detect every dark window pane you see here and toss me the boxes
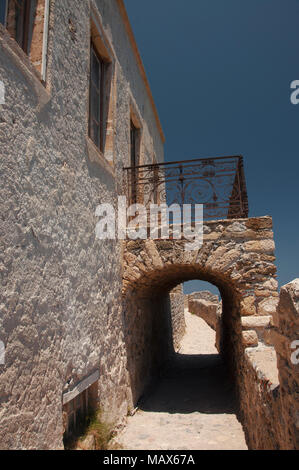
[27,0,37,54]
[90,83,100,122]
[68,412,74,434]
[91,49,100,89]
[8,0,34,54]
[90,119,100,148]
[130,121,138,203]
[83,390,87,414]
[130,121,137,167]
[15,0,25,46]
[0,0,7,25]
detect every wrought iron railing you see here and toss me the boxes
[124,155,249,221]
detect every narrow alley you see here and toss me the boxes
[117,310,248,450]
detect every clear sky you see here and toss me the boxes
[124,0,299,294]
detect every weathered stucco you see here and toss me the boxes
[0,0,164,450]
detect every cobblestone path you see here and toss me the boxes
[117,310,248,450]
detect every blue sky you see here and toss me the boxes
[124,0,299,294]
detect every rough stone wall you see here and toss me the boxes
[0,0,164,449]
[122,285,185,409]
[122,293,172,409]
[239,280,299,449]
[239,345,283,449]
[187,290,219,303]
[169,284,186,352]
[272,279,299,448]
[122,285,186,410]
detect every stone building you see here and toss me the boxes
[0,0,165,449]
[0,0,298,451]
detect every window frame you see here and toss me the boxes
[5,0,33,54]
[0,0,50,81]
[88,40,106,153]
[86,8,116,172]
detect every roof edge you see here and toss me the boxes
[116,0,165,143]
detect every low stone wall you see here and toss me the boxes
[170,285,186,351]
[188,297,222,352]
[239,279,299,449]
[187,290,219,303]
[239,345,283,449]
[272,279,299,448]
[188,282,299,450]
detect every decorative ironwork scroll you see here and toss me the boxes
[124,155,249,221]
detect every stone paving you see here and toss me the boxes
[117,310,248,450]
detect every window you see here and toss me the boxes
[3,0,36,54]
[0,1,49,79]
[130,120,138,168]
[89,42,106,151]
[87,13,115,168]
[130,120,139,204]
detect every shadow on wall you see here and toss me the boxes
[122,292,175,408]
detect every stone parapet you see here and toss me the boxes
[239,280,299,449]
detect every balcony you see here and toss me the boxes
[124,155,249,221]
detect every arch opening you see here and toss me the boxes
[122,265,244,415]
[121,217,279,448]
[181,280,222,356]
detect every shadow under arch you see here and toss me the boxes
[122,262,244,414]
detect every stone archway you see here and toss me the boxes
[121,216,279,445]
[123,216,277,344]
